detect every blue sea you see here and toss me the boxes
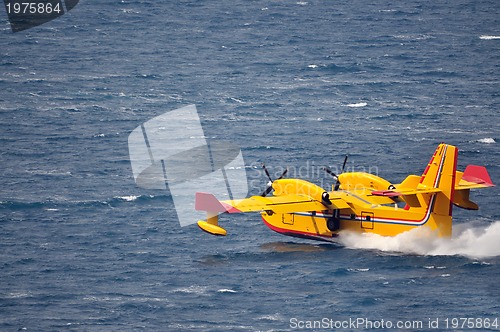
[1,0,499,331]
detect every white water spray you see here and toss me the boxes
[339,221,500,258]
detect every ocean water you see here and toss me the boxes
[1,0,499,331]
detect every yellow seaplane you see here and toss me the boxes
[195,143,494,241]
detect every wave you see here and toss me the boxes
[346,102,367,108]
[339,221,500,258]
[0,200,54,210]
[172,285,209,295]
[257,313,284,321]
[476,137,496,144]
[94,194,166,206]
[479,35,500,40]
[393,34,434,41]
[306,63,363,73]
[0,194,164,210]
[114,195,151,202]
[217,289,237,293]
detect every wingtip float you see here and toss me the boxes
[197,220,227,236]
[195,144,494,241]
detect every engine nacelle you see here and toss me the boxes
[338,172,393,192]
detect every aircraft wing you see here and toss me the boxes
[195,192,349,215]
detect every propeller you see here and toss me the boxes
[261,163,288,197]
[323,154,348,191]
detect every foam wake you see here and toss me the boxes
[480,35,500,40]
[339,221,500,258]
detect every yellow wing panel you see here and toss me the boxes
[195,192,350,215]
[221,194,326,214]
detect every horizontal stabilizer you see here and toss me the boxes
[371,190,401,197]
[457,165,495,189]
[453,165,494,210]
[372,187,441,197]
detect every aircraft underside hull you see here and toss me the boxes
[261,209,445,241]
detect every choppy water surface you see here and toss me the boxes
[1,0,499,330]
